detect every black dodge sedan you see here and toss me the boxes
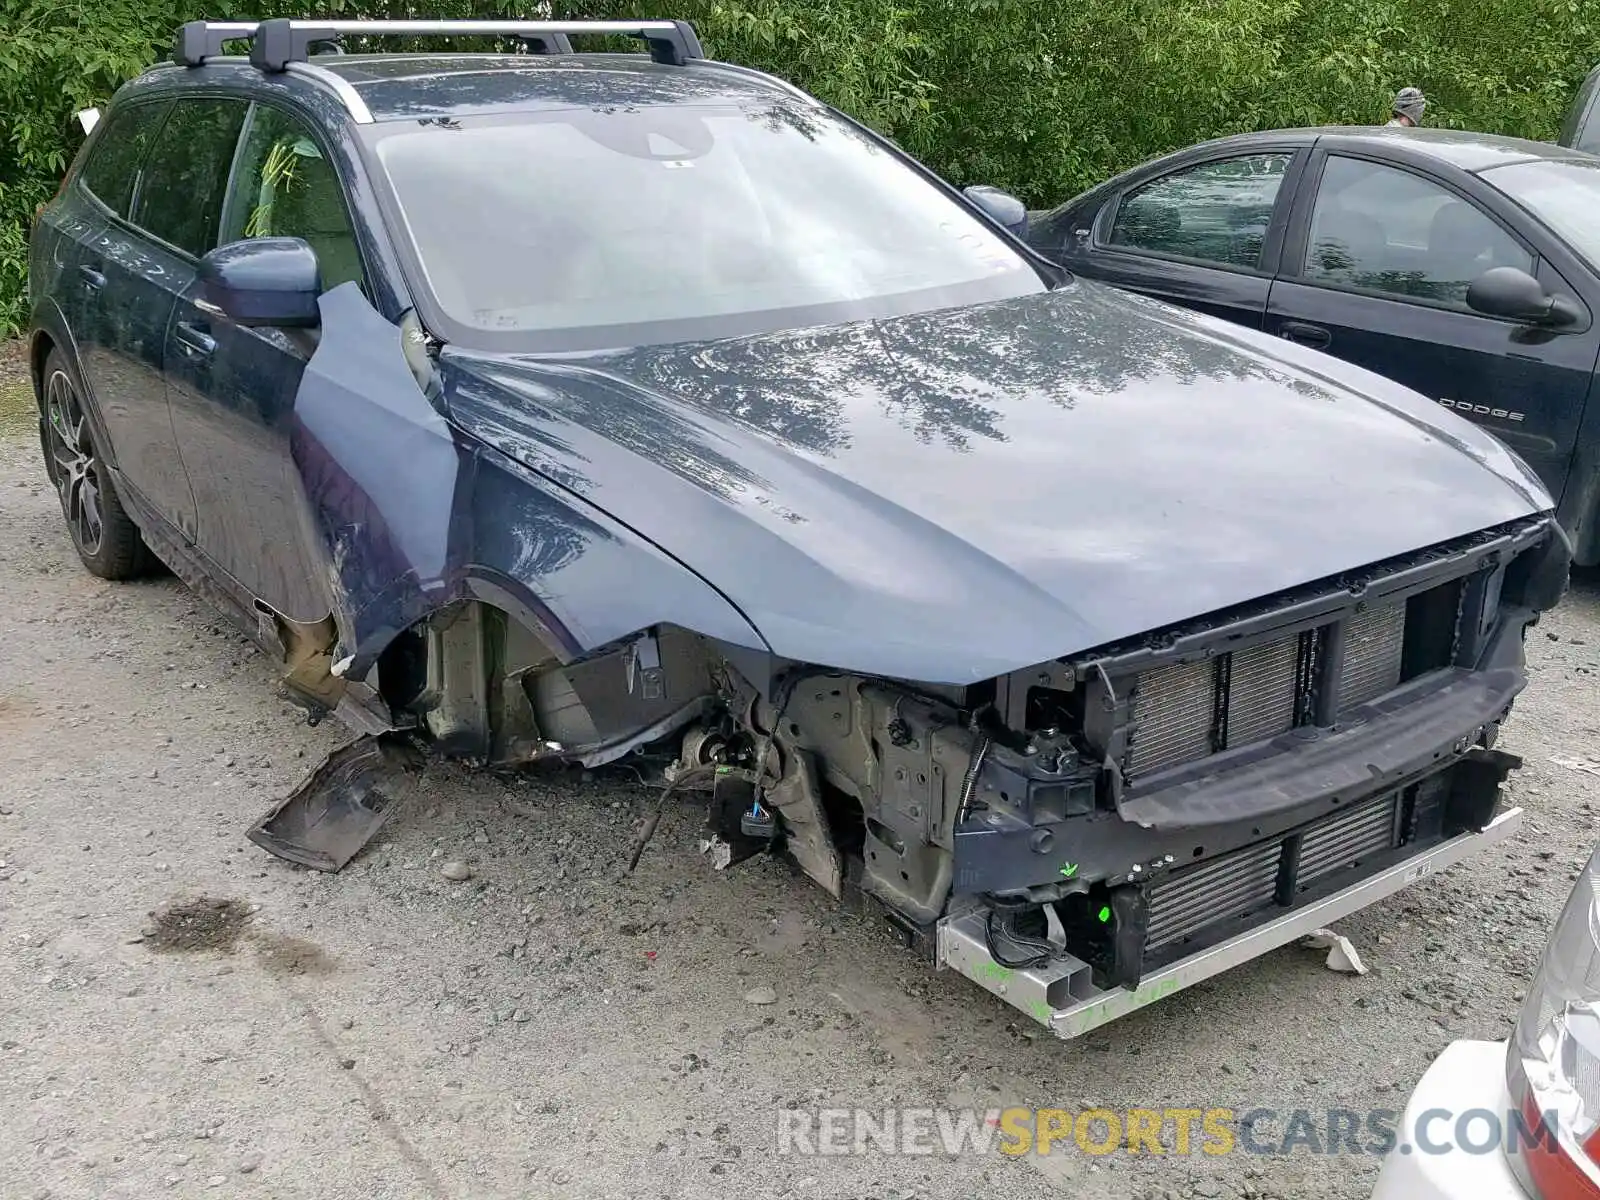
[1029,128,1600,566]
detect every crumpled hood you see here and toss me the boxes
[439,281,1550,684]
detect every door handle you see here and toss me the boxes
[174,320,216,357]
[78,263,106,291]
[1280,321,1332,350]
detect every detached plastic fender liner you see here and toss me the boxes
[291,284,770,682]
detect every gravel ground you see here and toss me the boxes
[3,346,1599,1200]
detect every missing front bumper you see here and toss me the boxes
[936,804,1522,1038]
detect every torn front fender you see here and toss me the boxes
[290,284,459,668]
[288,285,768,680]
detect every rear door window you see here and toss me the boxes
[1107,154,1293,270]
[1300,155,1533,307]
[131,97,249,257]
[79,101,172,218]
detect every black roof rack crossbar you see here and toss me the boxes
[174,21,258,66]
[172,18,701,71]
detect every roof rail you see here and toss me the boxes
[172,18,703,71]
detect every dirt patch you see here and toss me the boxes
[142,894,336,976]
[0,693,43,733]
[253,931,338,977]
[0,339,32,440]
[143,896,252,954]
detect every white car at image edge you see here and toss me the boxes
[1373,841,1600,1200]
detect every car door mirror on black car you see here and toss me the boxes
[963,185,1029,239]
[1466,265,1583,329]
[197,237,323,328]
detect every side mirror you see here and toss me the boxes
[1466,266,1582,328]
[197,237,321,328]
[963,185,1029,239]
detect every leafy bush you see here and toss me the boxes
[600,0,1596,202]
[1,0,1594,333]
[0,0,194,331]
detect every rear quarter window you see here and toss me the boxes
[1575,95,1600,155]
[79,100,172,218]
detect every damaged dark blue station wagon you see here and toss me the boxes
[27,18,1571,1037]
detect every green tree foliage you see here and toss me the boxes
[1,0,189,332]
[1,0,1594,333]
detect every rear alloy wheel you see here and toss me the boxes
[41,354,150,579]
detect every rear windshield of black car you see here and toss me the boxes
[1482,157,1600,272]
[366,102,1047,352]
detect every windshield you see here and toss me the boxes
[369,101,1045,351]
[1482,158,1600,270]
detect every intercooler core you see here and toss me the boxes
[1143,791,1400,955]
[1134,759,1489,968]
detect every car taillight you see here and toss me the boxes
[1506,844,1600,1200]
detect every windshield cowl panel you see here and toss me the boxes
[366,101,1045,353]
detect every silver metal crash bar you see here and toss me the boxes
[173,17,704,71]
[938,805,1523,1038]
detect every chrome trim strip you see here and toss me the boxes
[285,61,374,124]
[286,19,682,36]
[186,18,682,38]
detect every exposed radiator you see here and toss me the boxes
[1338,603,1407,715]
[1124,599,1414,781]
[1145,841,1282,953]
[1297,793,1400,888]
[1123,657,1217,777]
[1144,791,1401,957]
[1226,634,1301,748]
[1125,630,1311,778]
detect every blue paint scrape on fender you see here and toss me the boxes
[290,284,768,678]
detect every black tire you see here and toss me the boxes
[39,350,151,580]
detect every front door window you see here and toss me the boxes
[131,98,248,257]
[222,106,366,293]
[1301,156,1532,308]
[1108,154,1292,270]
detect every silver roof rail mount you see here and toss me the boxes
[172,17,703,71]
